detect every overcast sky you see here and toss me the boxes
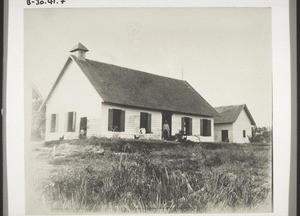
[24,8,272,127]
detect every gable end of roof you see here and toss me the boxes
[214,104,256,125]
[38,56,73,112]
[243,105,256,125]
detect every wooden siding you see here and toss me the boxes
[172,113,214,142]
[100,103,162,139]
[214,109,253,143]
[87,118,101,137]
[214,123,233,142]
[232,108,253,143]
[45,60,103,141]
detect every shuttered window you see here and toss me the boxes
[181,117,192,135]
[66,112,76,132]
[140,112,152,133]
[200,119,211,136]
[108,109,125,132]
[50,114,58,133]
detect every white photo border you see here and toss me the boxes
[6,0,291,215]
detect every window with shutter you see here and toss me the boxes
[113,109,121,131]
[108,109,125,132]
[108,109,113,131]
[140,112,152,133]
[67,112,76,132]
[182,117,192,135]
[50,114,58,133]
[120,110,125,132]
[201,119,211,136]
[72,112,76,132]
[56,114,59,132]
[188,118,193,135]
[207,120,211,136]
[147,114,152,133]
[140,112,146,129]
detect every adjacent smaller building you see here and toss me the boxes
[214,104,256,143]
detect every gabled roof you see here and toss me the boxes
[70,43,89,52]
[214,104,256,125]
[42,54,219,117]
[30,80,42,100]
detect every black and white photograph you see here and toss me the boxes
[5,0,296,215]
[23,7,274,214]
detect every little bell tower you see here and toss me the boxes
[70,42,89,60]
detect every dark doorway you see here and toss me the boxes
[162,112,173,138]
[79,117,87,139]
[221,130,229,142]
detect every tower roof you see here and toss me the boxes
[70,42,89,52]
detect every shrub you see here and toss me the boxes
[249,127,272,144]
[31,100,46,140]
[203,152,223,167]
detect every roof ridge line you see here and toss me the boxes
[38,56,73,112]
[85,58,186,82]
[214,104,245,108]
[41,54,220,117]
[231,105,245,123]
[183,81,220,117]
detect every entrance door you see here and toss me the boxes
[79,117,87,139]
[221,130,229,142]
[162,112,173,138]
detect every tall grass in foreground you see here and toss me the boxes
[39,139,272,213]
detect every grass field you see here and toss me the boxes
[36,138,272,213]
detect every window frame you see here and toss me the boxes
[243,130,246,138]
[181,117,193,135]
[66,111,76,132]
[108,108,125,132]
[50,113,58,133]
[200,119,211,136]
[140,112,152,134]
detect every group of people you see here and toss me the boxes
[79,120,183,141]
[162,120,186,142]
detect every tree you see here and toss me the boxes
[249,126,272,144]
[31,99,46,140]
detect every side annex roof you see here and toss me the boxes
[214,104,256,125]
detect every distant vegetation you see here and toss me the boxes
[39,138,272,213]
[31,99,46,140]
[249,127,272,144]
